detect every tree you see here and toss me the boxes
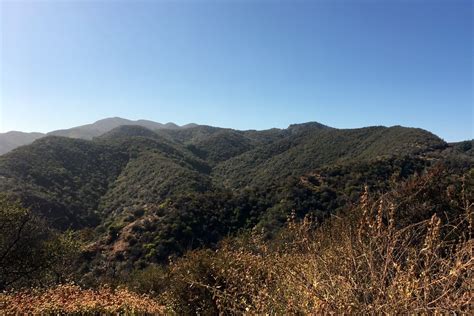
[0,195,80,289]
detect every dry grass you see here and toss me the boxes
[0,284,164,314]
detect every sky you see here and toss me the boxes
[0,0,472,141]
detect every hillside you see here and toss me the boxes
[0,136,129,228]
[0,122,457,239]
[213,125,446,188]
[0,126,213,229]
[0,120,472,314]
[0,131,45,155]
[0,117,198,155]
[157,125,289,165]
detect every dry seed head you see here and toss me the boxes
[388,201,396,231]
[361,185,369,216]
[423,214,441,255]
[358,185,370,241]
[376,198,384,233]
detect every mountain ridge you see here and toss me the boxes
[0,117,198,155]
[2,116,458,156]
[0,121,452,228]
[0,118,472,282]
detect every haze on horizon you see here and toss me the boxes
[0,0,472,142]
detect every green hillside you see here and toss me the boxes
[0,122,464,271]
[0,121,472,315]
[213,125,446,188]
[0,136,128,228]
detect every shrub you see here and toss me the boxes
[0,284,164,314]
[159,167,473,313]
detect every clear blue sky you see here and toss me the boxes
[0,0,472,141]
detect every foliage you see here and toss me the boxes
[447,140,474,158]
[99,151,212,219]
[0,123,447,232]
[0,196,81,290]
[0,121,471,313]
[0,122,470,302]
[0,137,129,228]
[141,167,473,314]
[0,284,164,314]
[213,125,445,188]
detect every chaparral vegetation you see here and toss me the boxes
[0,120,472,313]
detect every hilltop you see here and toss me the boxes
[0,117,197,155]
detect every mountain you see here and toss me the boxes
[47,117,188,139]
[0,119,472,297]
[0,131,45,155]
[0,122,458,233]
[0,117,198,155]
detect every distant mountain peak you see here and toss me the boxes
[163,122,180,129]
[95,117,131,123]
[287,121,330,133]
[182,123,199,129]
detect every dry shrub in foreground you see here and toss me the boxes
[163,168,473,314]
[0,284,164,314]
